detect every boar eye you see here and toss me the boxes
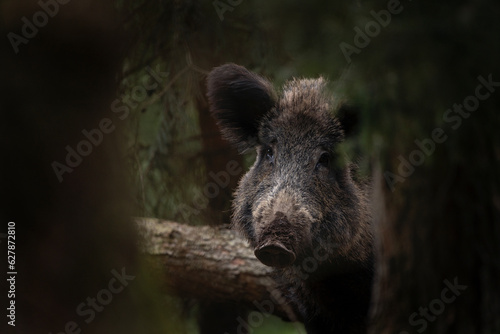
[315,152,330,170]
[264,147,274,163]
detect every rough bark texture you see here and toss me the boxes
[136,218,299,322]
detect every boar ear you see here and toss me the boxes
[336,104,361,138]
[207,63,277,152]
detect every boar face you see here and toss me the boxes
[207,64,372,270]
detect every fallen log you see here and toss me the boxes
[136,218,301,322]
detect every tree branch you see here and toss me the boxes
[136,218,300,322]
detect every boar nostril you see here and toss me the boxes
[254,242,296,268]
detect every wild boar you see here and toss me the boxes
[207,63,374,334]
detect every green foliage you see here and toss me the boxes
[254,316,306,334]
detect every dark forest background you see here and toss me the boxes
[1,0,499,333]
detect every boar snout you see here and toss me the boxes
[254,211,299,268]
[254,241,296,268]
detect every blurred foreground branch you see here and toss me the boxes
[136,218,298,322]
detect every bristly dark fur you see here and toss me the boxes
[207,64,374,334]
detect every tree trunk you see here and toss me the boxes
[196,80,244,226]
[361,2,500,333]
[194,69,246,334]
[136,218,301,323]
